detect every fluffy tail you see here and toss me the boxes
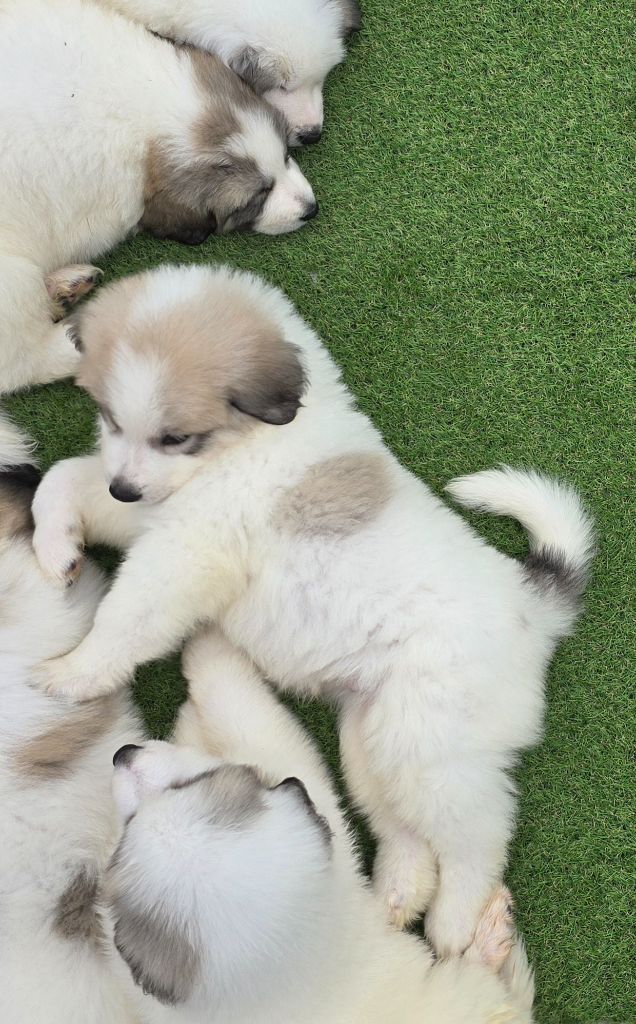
[446,466,595,628]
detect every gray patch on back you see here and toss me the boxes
[274,452,392,537]
[53,865,106,949]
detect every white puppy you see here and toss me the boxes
[98,0,361,144]
[32,264,595,957]
[0,0,316,394]
[0,417,532,1023]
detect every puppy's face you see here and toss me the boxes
[108,742,332,1011]
[229,0,362,145]
[74,268,307,505]
[141,55,318,244]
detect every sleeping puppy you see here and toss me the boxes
[0,0,316,394]
[108,626,535,1023]
[0,415,532,1023]
[97,0,362,144]
[32,264,595,958]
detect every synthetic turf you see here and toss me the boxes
[6,1,634,1019]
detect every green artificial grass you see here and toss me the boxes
[6,0,635,1018]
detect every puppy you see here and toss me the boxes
[32,264,595,957]
[0,0,316,394]
[0,416,532,1023]
[108,626,535,1023]
[97,0,362,144]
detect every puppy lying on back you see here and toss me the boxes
[98,0,361,145]
[0,0,316,394]
[32,264,594,958]
[0,415,532,1023]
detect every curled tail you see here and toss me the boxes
[446,466,595,630]
[0,411,40,538]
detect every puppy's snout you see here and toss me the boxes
[109,477,142,503]
[297,126,322,146]
[113,744,143,768]
[301,200,319,222]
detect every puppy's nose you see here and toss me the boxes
[113,744,142,768]
[109,478,142,503]
[297,126,322,146]
[300,200,319,222]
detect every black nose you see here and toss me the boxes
[113,744,142,768]
[109,478,142,503]
[297,127,322,145]
[300,200,319,222]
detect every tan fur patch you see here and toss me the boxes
[76,274,306,431]
[275,453,392,536]
[0,487,33,538]
[14,696,118,780]
[53,865,106,949]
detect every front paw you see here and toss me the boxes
[425,889,481,959]
[33,520,84,587]
[34,654,118,701]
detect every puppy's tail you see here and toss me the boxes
[446,466,594,632]
[501,937,535,1023]
[0,410,40,538]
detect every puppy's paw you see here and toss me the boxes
[33,520,85,587]
[464,886,515,973]
[374,832,437,931]
[425,889,480,960]
[34,654,117,702]
[45,264,103,321]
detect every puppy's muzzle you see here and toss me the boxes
[109,478,142,503]
[297,126,322,146]
[113,744,143,768]
[301,200,320,222]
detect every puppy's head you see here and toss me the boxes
[108,742,333,1013]
[141,51,317,243]
[73,266,307,504]
[227,0,362,145]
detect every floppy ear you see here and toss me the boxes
[228,45,282,93]
[113,904,199,1007]
[341,0,362,35]
[229,339,307,425]
[273,777,333,845]
[140,190,218,245]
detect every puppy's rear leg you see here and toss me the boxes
[0,255,80,393]
[45,264,103,321]
[340,701,437,927]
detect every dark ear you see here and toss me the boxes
[113,905,199,1007]
[140,193,217,245]
[341,0,362,35]
[228,45,281,93]
[229,340,307,425]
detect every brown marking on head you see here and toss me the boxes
[75,272,307,433]
[53,865,107,950]
[274,452,392,537]
[141,48,287,242]
[0,464,41,539]
[14,696,118,780]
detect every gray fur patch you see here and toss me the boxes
[274,452,392,537]
[172,764,266,829]
[228,45,282,93]
[53,865,106,949]
[338,0,362,35]
[14,697,118,780]
[524,545,589,607]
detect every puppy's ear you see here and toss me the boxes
[140,191,217,246]
[229,339,307,426]
[228,45,282,93]
[273,777,333,846]
[341,0,362,35]
[113,904,199,1007]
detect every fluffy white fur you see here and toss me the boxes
[32,264,595,957]
[0,414,533,1023]
[0,0,315,394]
[98,0,361,142]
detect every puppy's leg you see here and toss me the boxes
[340,701,437,928]
[0,255,81,393]
[32,455,142,585]
[35,531,237,700]
[177,628,344,828]
[463,885,515,973]
[44,264,103,321]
